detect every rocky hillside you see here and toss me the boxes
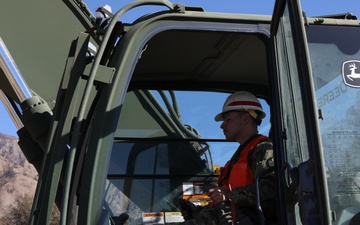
[0,132,38,218]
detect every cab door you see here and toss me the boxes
[270,0,331,224]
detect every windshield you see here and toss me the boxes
[105,90,270,224]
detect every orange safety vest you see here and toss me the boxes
[218,135,269,189]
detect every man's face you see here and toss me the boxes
[220,111,246,142]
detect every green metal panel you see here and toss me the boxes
[0,0,94,103]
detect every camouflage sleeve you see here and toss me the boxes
[231,140,276,208]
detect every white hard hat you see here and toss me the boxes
[214,91,266,122]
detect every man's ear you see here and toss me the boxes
[244,112,258,126]
[243,112,250,123]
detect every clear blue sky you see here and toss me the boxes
[1,0,360,137]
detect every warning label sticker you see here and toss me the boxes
[142,212,164,224]
[165,212,185,223]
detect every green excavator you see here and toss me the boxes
[1,0,360,224]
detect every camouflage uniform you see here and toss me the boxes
[181,135,276,225]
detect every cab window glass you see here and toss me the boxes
[106,90,270,223]
[307,25,360,225]
[275,5,309,167]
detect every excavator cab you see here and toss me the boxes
[1,0,360,224]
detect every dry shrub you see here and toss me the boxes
[0,194,60,225]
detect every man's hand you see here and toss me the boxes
[178,199,202,220]
[208,187,230,205]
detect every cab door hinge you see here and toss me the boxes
[282,128,287,140]
[331,211,336,222]
[318,109,323,120]
[302,11,309,26]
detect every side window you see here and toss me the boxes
[275,6,309,167]
[105,90,270,223]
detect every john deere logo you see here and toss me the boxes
[342,60,360,88]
